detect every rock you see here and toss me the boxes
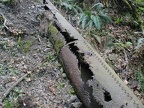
[71,102,82,108]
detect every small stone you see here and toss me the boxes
[68,95,77,103]
[31,5,35,9]
[25,78,31,82]
[71,102,82,108]
[62,73,67,78]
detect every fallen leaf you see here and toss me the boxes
[49,85,56,95]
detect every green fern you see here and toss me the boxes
[55,1,111,30]
[55,0,82,14]
[78,3,111,30]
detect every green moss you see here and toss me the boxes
[48,22,58,36]
[68,87,75,94]
[48,22,64,53]
[17,40,32,53]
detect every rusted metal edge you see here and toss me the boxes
[44,0,144,108]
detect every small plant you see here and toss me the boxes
[3,87,23,108]
[68,87,75,94]
[78,3,111,30]
[46,54,57,62]
[55,0,82,14]
[57,82,65,89]
[0,0,18,6]
[0,64,20,76]
[16,37,32,53]
[113,41,132,51]
[0,39,8,50]
[4,100,14,108]
[115,16,123,24]
[0,0,12,4]
[137,69,144,93]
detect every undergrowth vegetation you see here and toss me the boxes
[54,0,111,30]
[78,3,111,30]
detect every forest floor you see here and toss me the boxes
[0,0,144,108]
[0,0,83,108]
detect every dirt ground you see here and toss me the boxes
[0,0,83,108]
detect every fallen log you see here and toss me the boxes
[43,0,144,108]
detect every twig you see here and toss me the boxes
[124,49,128,64]
[0,13,8,30]
[0,73,28,103]
[37,34,42,42]
[0,60,46,104]
[123,49,129,80]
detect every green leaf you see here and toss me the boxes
[92,15,101,30]
[74,5,83,13]
[84,11,92,18]
[92,3,103,10]
[136,0,142,2]
[4,100,13,108]
[81,15,88,29]
[115,16,123,24]
[139,7,144,11]
[99,11,112,23]
[126,41,132,47]
[0,0,12,4]
[73,7,79,14]
[88,20,93,29]
[62,2,72,10]
[92,34,101,43]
